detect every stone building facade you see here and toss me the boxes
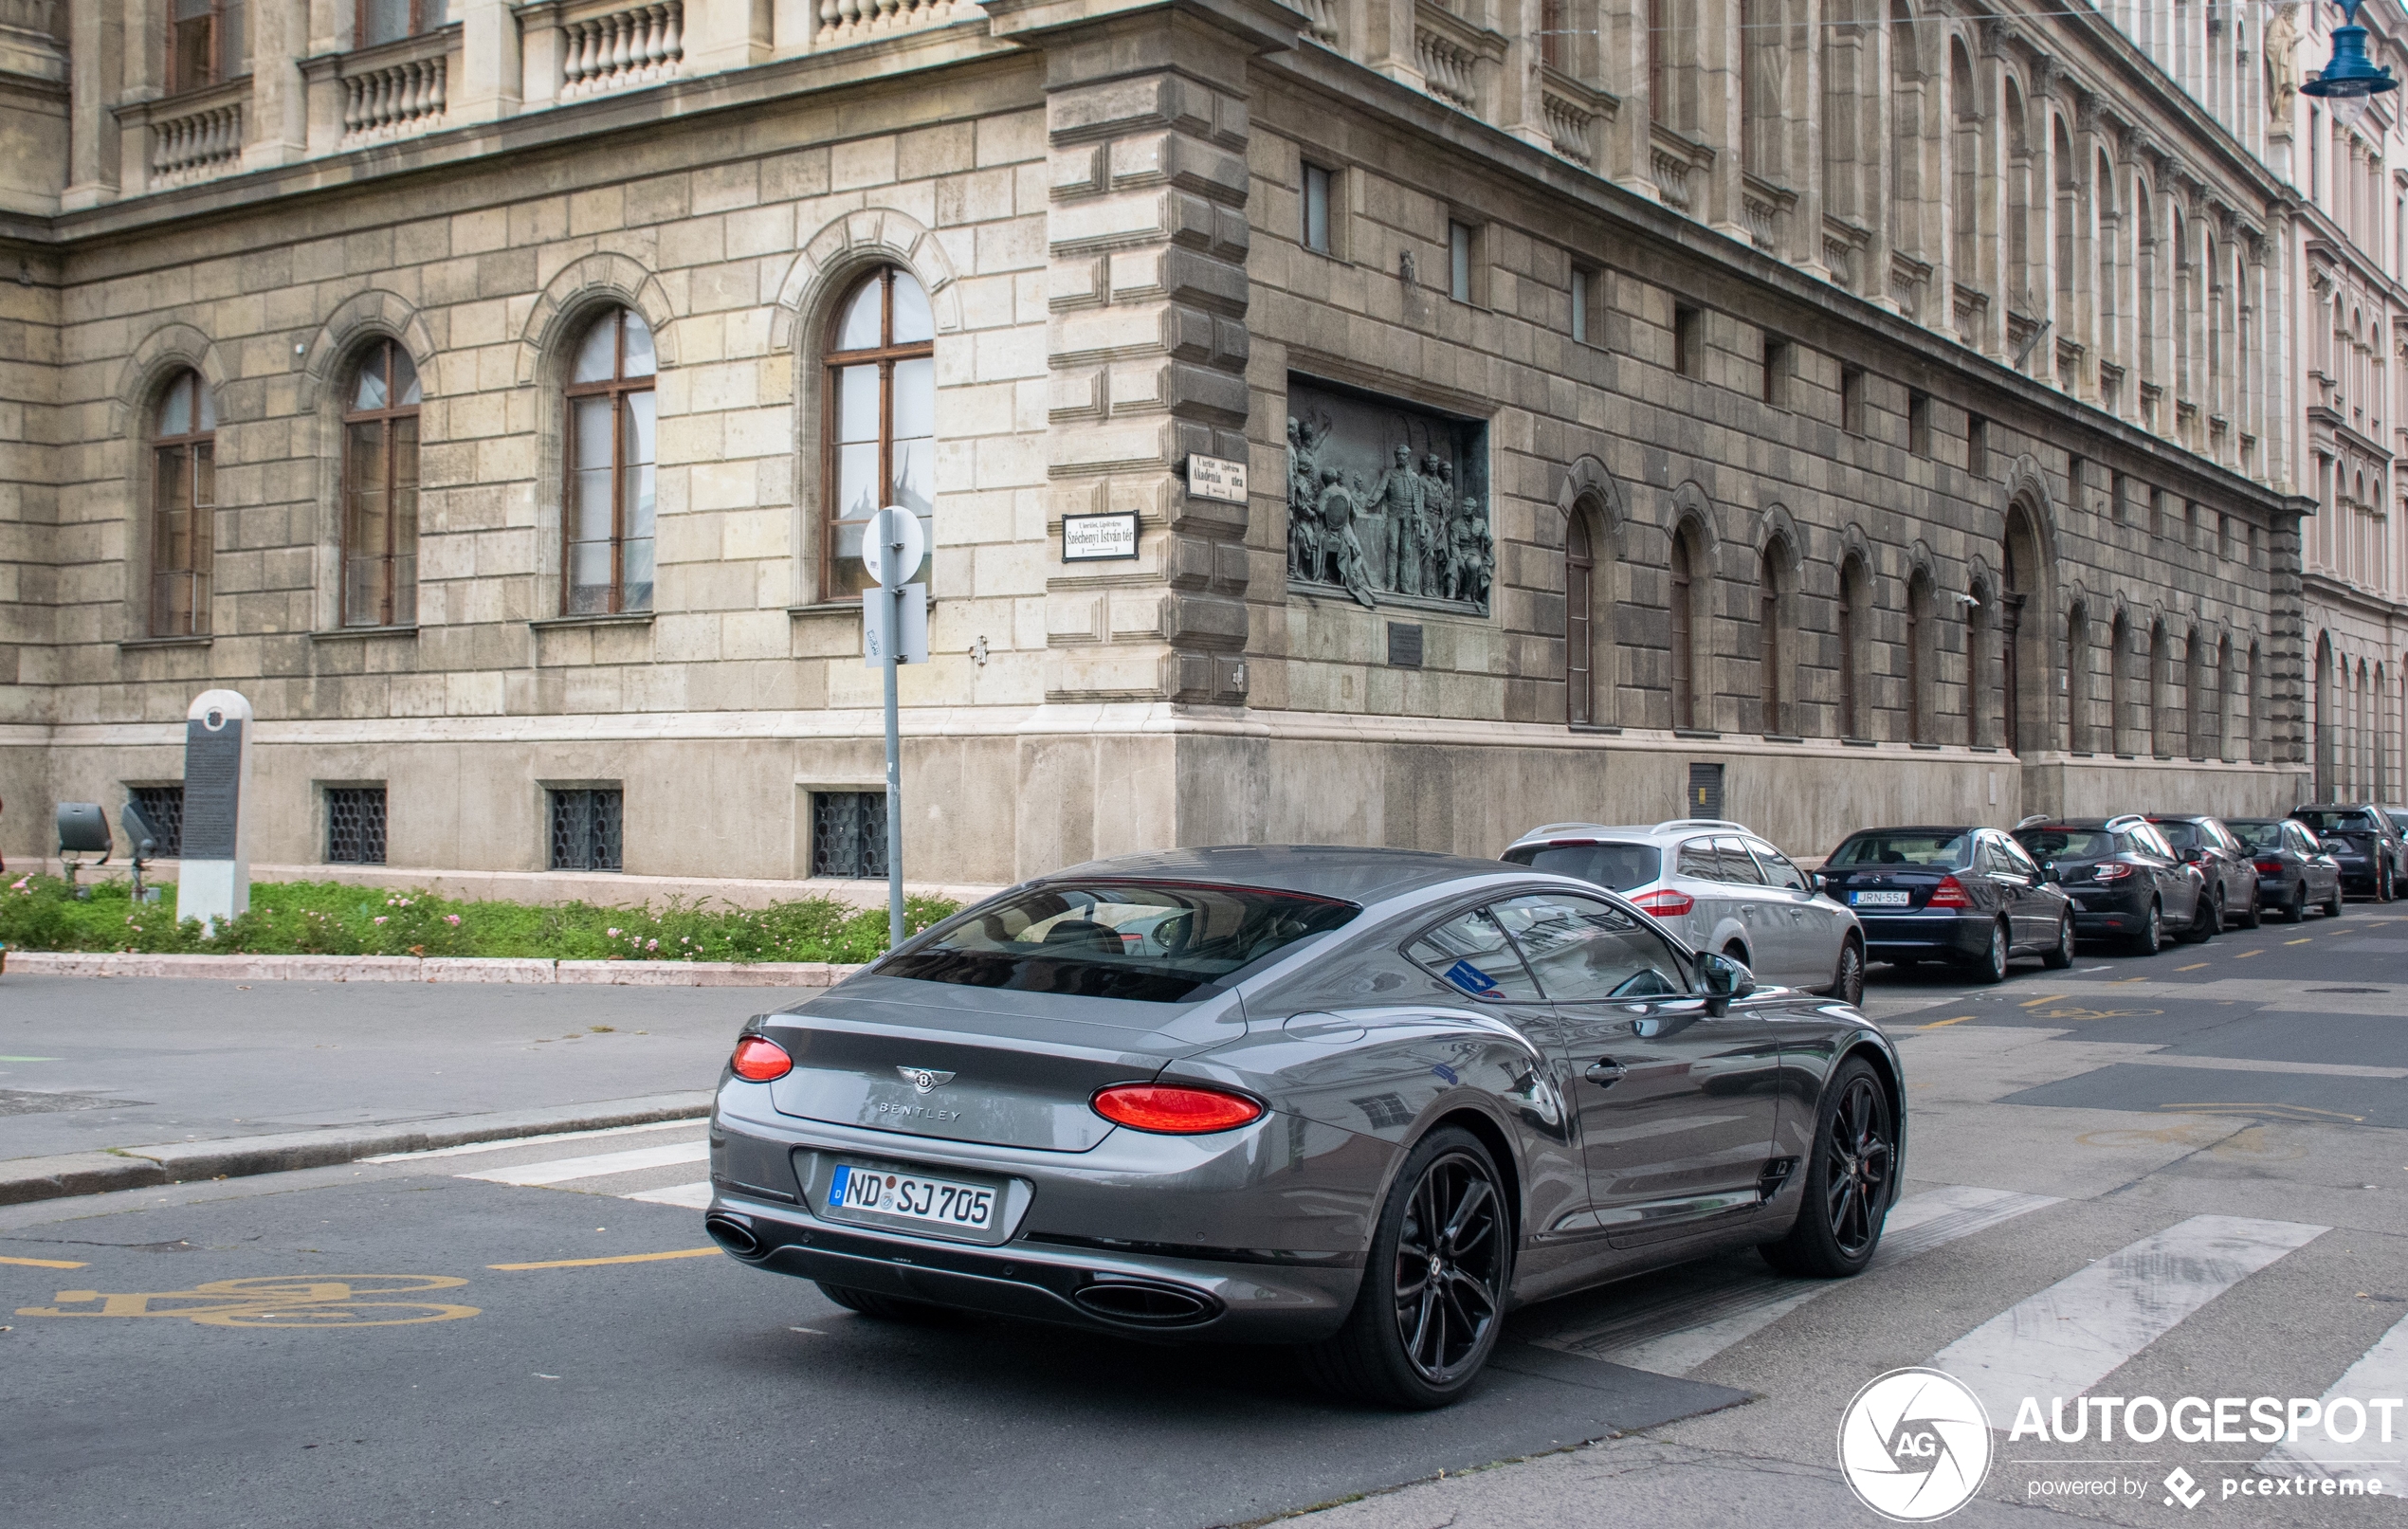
[0,0,2314,893]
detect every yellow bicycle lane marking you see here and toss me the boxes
[15,1274,478,1328]
[490,1247,721,1271]
[0,1254,88,1269]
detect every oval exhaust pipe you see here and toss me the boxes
[1072,1280,1218,1327]
[704,1213,761,1257]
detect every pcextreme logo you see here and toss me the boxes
[1838,1368,1996,1522]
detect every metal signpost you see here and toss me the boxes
[178,688,254,930]
[862,506,927,952]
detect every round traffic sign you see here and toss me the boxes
[862,505,926,589]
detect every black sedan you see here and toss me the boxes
[704,846,1906,1409]
[2012,816,2207,955]
[1817,826,2075,982]
[2228,817,2344,922]
[2289,805,2400,901]
[2145,815,2263,931]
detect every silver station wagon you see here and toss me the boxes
[1502,820,1867,1005]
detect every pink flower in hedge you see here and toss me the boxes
[374,916,389,925]
[445,914,462,926]
[647,937,659,951]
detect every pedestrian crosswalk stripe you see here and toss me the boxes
[1539,1184,2058,1374]
[1931,1214,2327,1429]
[462,1140,709,1187]
[2260,1312,2408,1480]
[624,1181,714,1210]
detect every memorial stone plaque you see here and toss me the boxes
[176,689,255,928]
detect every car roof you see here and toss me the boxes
[1842,825,1990,837]
[1506,819,1761,847]
[1043,845,1527,904]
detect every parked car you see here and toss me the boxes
[2144,814,2263,931]
[1817,825,2075,982]
[705,846,1907,1409]
[2011,816,2207,955]
[1502,819,1866,1003]
[2288,805,2402,901]
[2226,816,2345,922]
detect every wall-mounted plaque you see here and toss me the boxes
[1063,511,1140,562]
[1186,453,1250,504]
[1286,375,1490,614]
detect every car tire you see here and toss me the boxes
[2040,914,2075,970]
[816,1283,949,1322]
[2282,882,2307,923]
[1760,1057,1895,1279]
[2126,901,2162,956]
[1823,937,1866,1006]
[2238,884,2263,930]
[2179,890,2220,944]
[1303,1125,1509,1411]
[1964,919,2010,984]
[2326,883,2346,919]
[2381,865,2396,903]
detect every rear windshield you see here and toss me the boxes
[879,882,1359,1003]
[1827,831,1975,869]
[2227,820,2284,851]
[2294,810,2376,834]
[1501,842,1661,891]
[2151,821,2200,850]
[2015,828,2116,861]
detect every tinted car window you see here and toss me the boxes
[1675,839,1721,880]
[1828,831,1976,868]
[1996,836,2043,877]
[1489,893,1687,1001]
[2295,809,2377,834]
[2136,824,2175,857]
[2228,820,2282,851]
[1407,907,1543,1002]
[883,882,1359,1003]
[1503,841,1661,892]
[2014,828,2115,861]
[1745,839,1810,890]
[1713,837,1767,884]
[2153,821,2200,850]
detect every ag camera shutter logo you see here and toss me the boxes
[1838,1367,1995,1521]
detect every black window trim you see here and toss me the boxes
[1403,884,1699,1003]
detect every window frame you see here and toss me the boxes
[167,0,249,93]
[820,267,937,604]
[1402,901,1544,1003]
[340,338,421,629]
[356,0,447,47]
[1669,529,1698,729]
[1567,510,1596,725]
[1447,220,1477,303]
[1301,161,1334,255]
[561,307,657,617]
[150,370,216,639]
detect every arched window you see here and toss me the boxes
[2053,117,2078,353]
[2149,620,2171,758]
[150,370,215,637]
[2110,611,2133,754]
[564,306,657,615]
[1967,579,1994,746]
[1890,0,1925,262]
[342,339,421,628]
[2186,626,2209,760]
[1837,555,1869,738]
[2005,82,2031,329]
[1669,528,1700,730]
[824,266,936,602]
[1759,541,1793,736]
[2248,640,2266,765]
[1567,510,1596,725]
[1905,570,1933,742]
[2065,603,2089,751]
[1950,42,1979,292]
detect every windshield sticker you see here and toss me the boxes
[1445,959,1502,995]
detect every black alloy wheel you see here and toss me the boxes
[2283,881,2308,923]
[1826,937,1866,1006]
[2237,880,2263,929]
[2180,889,2220,944]
[1305,1126,1508,1409]
[2381,864,2396,903]
[2126,901,2162,956]
[2326,883,2346,919]
[1966,919,2010,985]
[1761,1057,1894,1278]
[2041,913,2076,970]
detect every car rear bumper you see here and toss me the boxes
[1857,911,1991,960]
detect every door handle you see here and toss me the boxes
[1584,1059,1629,1085]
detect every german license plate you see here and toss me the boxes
[828,1163,995,1230]
[1851,890,1911,907]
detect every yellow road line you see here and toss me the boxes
[1919,1015,1979,1028]
[2234,949,2264,959]
[488,1247,723,1271]
[2113,974,2151,983]
[2016,993,2066,1009]
[2285,938,2313,946]
[0,1254,89,1269]
[2176,963,2209,972]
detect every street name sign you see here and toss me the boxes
[1185,453,1249,503]
[1063,511,1140,561]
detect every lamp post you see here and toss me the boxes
[2302,0,2399,131]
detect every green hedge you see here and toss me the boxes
[0,874,958,964]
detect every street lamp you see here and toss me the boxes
[2302,0,2399,132]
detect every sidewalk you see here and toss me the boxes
[0,972,795,1206]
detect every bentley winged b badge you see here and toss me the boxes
[897,1065,956,1093]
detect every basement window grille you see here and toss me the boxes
[129,786,185,858]
[325,787,388,865]
[812,791,888,880]
[549,789,624,872]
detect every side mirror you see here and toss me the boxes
[2040,862,2060,883]
[1698,951,1756,1012]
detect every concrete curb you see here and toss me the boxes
[1,951,865,986]
[0,1090,717,1208]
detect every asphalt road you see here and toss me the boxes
[3,907,2404,1528]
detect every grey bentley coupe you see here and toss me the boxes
[704,846,1905,1408]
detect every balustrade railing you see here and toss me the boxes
[1292,0,1339,44]
[153,96,246,182]
[816,0,973,44]
[1541,91,1596,168]
[1414,27,1478,110]
[344,53,448,142]
[0,0,58,33]
[560,1,683,98]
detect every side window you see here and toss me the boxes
[1746,839,1810,890]
[1714,836,1767,884]
[1407,906,1542,1001]
[1997,836,2042,878]
[1675,838,1721,880]
[1489,893,1689,1002]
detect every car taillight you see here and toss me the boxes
[1926,876,1974,908]
[2091,863,2133,881]
[1633,888,1695,916]
[2254,859,2284,875]
[729,1035,793,1082]
[1092,1084,1264,1134]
